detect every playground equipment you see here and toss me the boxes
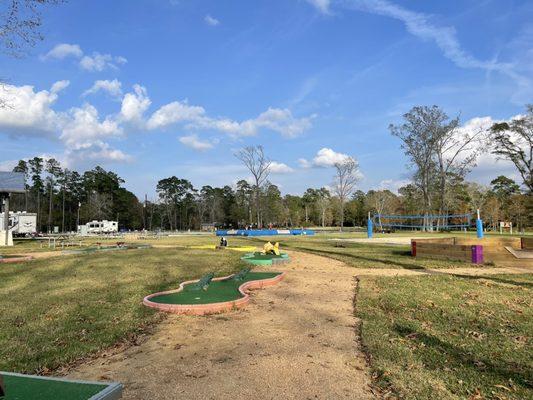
[367,209,484,239]
[216,229,315,237]
[143,270,285,315]
[411,236,533,266]
[263,241,280,256]
[0,371,122,399]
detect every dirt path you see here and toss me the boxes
[69,251,375,400]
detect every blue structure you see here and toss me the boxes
[476,209,484,239]
[216,229,315,237]
[367,212,373,238]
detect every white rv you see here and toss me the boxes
[0,211,37,237]
[79,220,118,235]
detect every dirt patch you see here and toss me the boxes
[69,251,375,399]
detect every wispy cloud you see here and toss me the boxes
[83,79,123,99]
[179,134,215,151]
[41,43,127,72]
[306,0,331,14]
[204,14,220,26]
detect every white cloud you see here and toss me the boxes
[120,85,152,124]
[0,159,18,172]
[66,141,131,163]
[300,147,353,168]
[269,161,294,174]
[179,134,215,151]
[0,82,128,164]
[51,80,70,94]
[377,179,411,193]
[60,103,123,150]
[204,15,220,26]
[306,0,331,14]
[0,82,64,134]
[83,79,123,98]
[42,43,83,60]
[147,100,206,130]
[42,44,127,73]
[80,52,127,72]
[147,101,313,138]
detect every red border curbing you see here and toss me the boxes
[0,255,33,264]
[143,271,286,315]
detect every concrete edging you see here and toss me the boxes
[0,255,33,264]
[143,271,286,315]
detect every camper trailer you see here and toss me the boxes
[0,212,38,237]
[79,220,118,235]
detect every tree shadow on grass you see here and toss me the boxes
[288,246,427,270]
[393,323,532,389]
[448,273,533,289]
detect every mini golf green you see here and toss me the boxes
[149,272,281,305]
[0,372,122,399]
[241,252,289,266]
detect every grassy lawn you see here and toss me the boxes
[0,247,243,373]
[357,273,532,400]
[268,237,475,270]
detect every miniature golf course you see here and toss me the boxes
[0,372,122,400]
[241,252,290,265]
[143,270,286,315]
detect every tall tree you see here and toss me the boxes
[390,106,441,230]
[332,158,360,231]
[490,105,533,193]
[235,146,271,228]
[28,156,44,231]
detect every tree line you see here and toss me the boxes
[6,104,532,233]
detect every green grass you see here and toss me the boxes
[0,247,243,373]
[267,237,472,269]
[357,273,533,400]
[150,272,281,304]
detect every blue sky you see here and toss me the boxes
[0,0,531,198]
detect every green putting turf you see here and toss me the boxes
[150,272,281,305]
[1,373,121,400]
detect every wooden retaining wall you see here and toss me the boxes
[412,237,533,266]
[521,237,533,250]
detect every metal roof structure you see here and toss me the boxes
[0,172,25,194]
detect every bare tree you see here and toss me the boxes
[1,0,62,57]
[235,145,271,228]
[490,105,533,194]
[333,158,360,231]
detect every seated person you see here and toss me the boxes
[219,237,228,247]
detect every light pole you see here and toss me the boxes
[77,202,81,233]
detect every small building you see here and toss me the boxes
[78,220,118,235]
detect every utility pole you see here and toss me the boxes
[77,202,81,232]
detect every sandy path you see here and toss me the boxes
[69,251,375,400]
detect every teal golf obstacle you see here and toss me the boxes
[241,252,289,266]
